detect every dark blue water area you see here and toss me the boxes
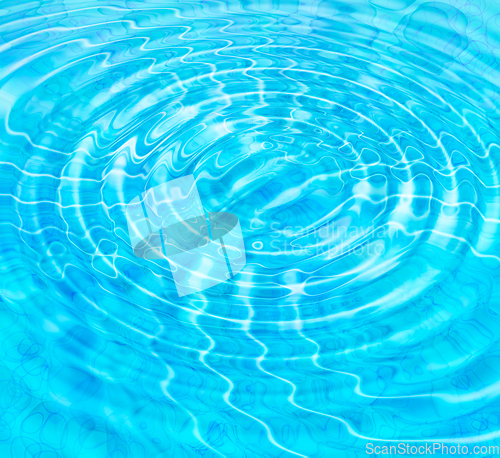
[1,0,500,456]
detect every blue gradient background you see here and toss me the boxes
[1,0,500,456]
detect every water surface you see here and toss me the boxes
[1,0,500,456]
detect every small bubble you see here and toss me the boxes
[252,241,263,250]
[48,242,66,257]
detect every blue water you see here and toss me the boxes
[1,1,500,456]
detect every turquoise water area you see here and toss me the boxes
[1,0,500,456]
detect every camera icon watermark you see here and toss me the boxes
[125,175,246,297]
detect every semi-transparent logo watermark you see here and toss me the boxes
[125,175,246,297]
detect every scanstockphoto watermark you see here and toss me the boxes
[268,221,400,257]
[366,442,500,455]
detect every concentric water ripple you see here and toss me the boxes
[1,1,500,456]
